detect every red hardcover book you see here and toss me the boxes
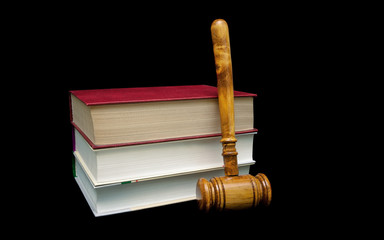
[70,85,257,149]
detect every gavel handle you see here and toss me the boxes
[211,19,239,177]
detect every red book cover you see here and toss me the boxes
[69,85,257,106]
[70,85,258,149]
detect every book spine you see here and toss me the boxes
[69,93,73,122]
[72,155,77,177]
[72,125,76,152]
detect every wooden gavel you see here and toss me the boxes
[196,19,272,212]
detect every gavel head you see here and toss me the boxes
[196,173,272,212]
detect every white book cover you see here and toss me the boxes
[74,129,256,187]
[74,156,254,216]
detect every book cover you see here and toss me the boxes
[70,85,256,106]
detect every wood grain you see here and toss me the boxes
[196,19,272,212]
[212,19,239,177]
[197,173,272,212]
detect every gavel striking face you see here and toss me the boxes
[196,19,272,212]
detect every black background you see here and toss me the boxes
[12,3,372,237]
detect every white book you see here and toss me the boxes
[74,129,256,187]
[74,156,254,217]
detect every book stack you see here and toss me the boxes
[70,85,258,216]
